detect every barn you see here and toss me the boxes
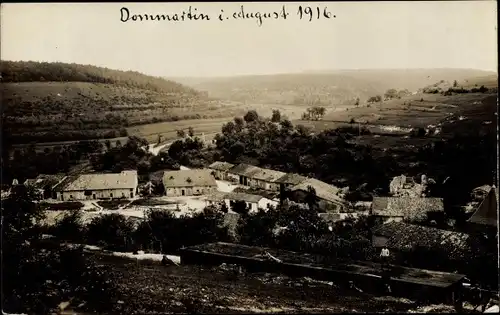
[54,170,138,201]
[163,169,217,197]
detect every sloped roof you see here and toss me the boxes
[290,178,343,204]
[163,169,217,188]
[252,168,287,182]
[372,197,444,220]
[224,192,264,203]
[208,161,235,171]
[61,171,138,191]
[467,186,498,228]
[372,222,474,260]
[228,163,262,177]
[24,174,66,189]
[206,192,227,202]
[275,173,307,185]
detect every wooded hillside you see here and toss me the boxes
[1,61,222,144]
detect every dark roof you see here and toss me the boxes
[252,169,287,182]
[228,164,262,177]
[184,242,465,288]
[53,175,80,192]
[275,173,307,185]
[24,174,66,190]
[208,161,235,171]
[372,197,444,220]
[372,222,475,260]
[467,186,498,228]
[163,170,217,188]
[291,178,343,204]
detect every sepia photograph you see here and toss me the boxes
[1,1,498,314]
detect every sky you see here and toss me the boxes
[1,1,497,77]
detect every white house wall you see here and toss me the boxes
[58,187,137,201]
[165,186,217,197]
[258,198,279,210]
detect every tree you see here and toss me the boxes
[243,110,259,123]
[355,98,360,107]
[2,185,116,314]
[188,127,195,137]
[234,117,244,130]
[453,80,458,87]
[86,213,136,251]
[384,89,398,100]
[304,185,319,212]
[231,200,250,215]
[51,210,86,243]
[177,129,186,138]
[271,109,281,122]
[367,95,382,103]
[104,139,112,150]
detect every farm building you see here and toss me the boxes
[206,192,278,213]
[275,173,308,191]
[288,178,346,212]
[467,185,498,232]
[371,197,444,225]
[24,174,66,199]
[54,170,138,201]
[371,221,477,265]
[163,169,217,197]
[251,168,287,191]
[227,163,262,186]
[207,161,235,180]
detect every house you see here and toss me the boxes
[289,178,346,212]
[389,174,431,197]
[227,163,262,186]
[371,221,476,261]
[207,192,278,213]
[251,168,287,191]
[24,174,66,199]
[207,161,235,181]
[163,169,217,197]
[275,173,307,191]
[54,170,138,201]
[223,192,278,213]
[371,197,444,224]
[467,185,498,231]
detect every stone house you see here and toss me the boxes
[54,170,138,201]
[274,173,308,191]
[207,161,235,181]
[250,168,287,191]
[370,197,444,225]
[288,177,347,212]
[24,174,66,199]
[163,169,217,197]
[206,192,278,213]
[227,163,262,186]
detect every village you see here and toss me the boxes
[6,150,497,313]
[1,2,498,314]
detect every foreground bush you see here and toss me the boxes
[2,186,117,314]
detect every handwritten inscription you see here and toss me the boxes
[120,5,336,26]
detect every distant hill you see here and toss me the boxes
[1,61,220,144]
[170,69,496,106]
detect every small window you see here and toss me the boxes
[69,195,73,199]
[110,193,113,198]
[130,188,133,192]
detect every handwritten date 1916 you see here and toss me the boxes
[297,6,336,21]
